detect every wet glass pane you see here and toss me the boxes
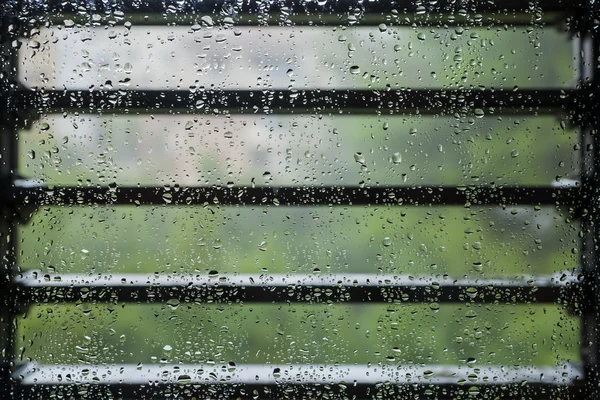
[19,115,578,187]
[17,304,578,366]
[7,2,586,398]
[20,205,577,277]
[19,26,575,90]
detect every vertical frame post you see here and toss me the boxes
[0,10,18,398]
[581,2,600,396]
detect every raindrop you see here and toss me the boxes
[167,298,180,310]
[201,16,214,26]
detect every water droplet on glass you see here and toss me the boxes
[378,23,387,32]
[350,65,360,74]
[201,16,214,26]
[354,152,365,164]
[167,298,180,310]
[392,152,402,164]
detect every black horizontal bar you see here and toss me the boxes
[15,271,580,305]
[13,363,584,400]
[6,185,580,207]
[10,89,582,115]
[7,0,578,22]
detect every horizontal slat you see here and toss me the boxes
[13,0,578,14]
[15,271,580,304]
[7,0,578,25]
[6,185,580,207]
[13,363,584,399]
[10,89,581,115]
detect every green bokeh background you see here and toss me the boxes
[14,21,581,369]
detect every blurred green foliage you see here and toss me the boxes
[15,23,580,368]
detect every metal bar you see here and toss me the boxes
[0,13,20,399]
[15,271,580,305]
[0,0,575,30]
[13,363,584,400]
[11,89,582,115]
[32,12,572,28]
[6,185,581,207]
[15,0,579,14]
[581,20,600,400]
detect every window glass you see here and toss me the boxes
[19,115,578,187]
[19,26,576,90]
[20,206,577,277]
[18,304,578,366]
[14,5,582,392]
